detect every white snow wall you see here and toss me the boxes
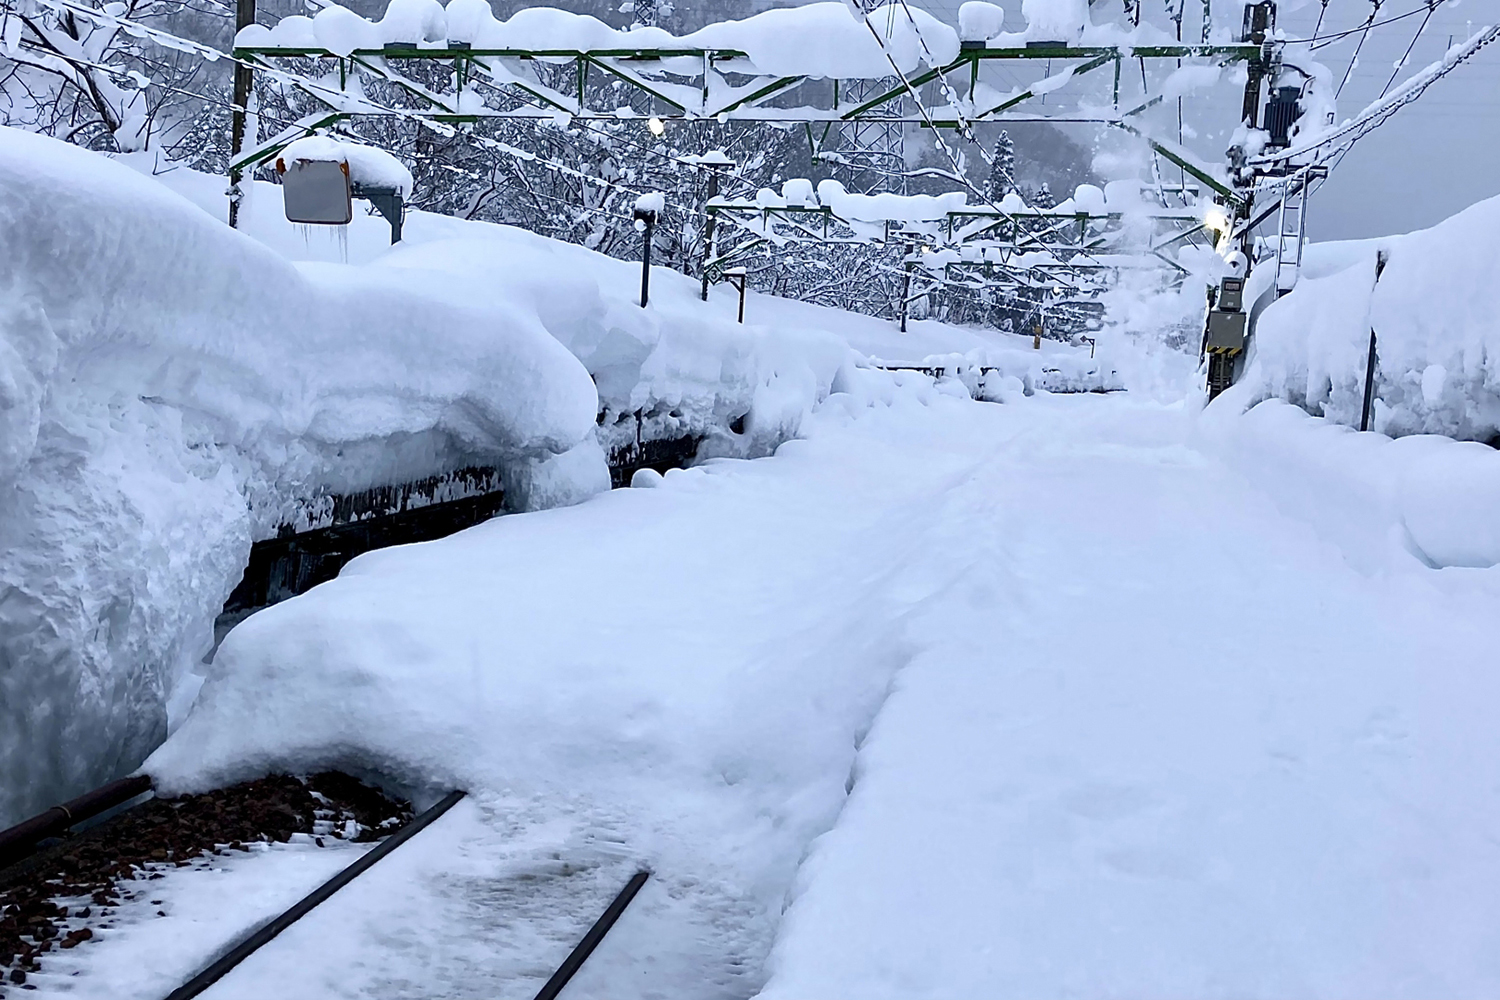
[0,128,601,825]
[1243,193,1500,443]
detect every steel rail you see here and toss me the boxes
[0,775,154,868]
[532,870,651,1000]
[163,789,467,1000]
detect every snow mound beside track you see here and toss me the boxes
[0,127,599,825]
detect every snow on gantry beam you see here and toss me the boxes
[232,0,1261,72]
[227,0,1262,125]
[34,0,1242,200]
[227,45,1260,125]
[704,179,1210,294]
[708,179,1207,233]
[234,1,960,78]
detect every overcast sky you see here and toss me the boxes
[1271,0,1500,240]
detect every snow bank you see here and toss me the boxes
[0,127,600,825]
[1202,394,1500,571]
[1243,193,1500,443]
[127,155,1093,468]
[369,232,852,466]
[238,1,960,78]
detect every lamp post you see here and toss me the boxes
[633,202,659,308]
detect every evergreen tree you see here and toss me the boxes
[1033,182,1055,209]
[984,130,1015,203]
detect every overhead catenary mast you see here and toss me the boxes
[837,0,908,194]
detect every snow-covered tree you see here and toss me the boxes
[0,0,214,152]
[984,130,1015,203]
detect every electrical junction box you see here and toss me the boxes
[281,158,353,225]
[1206,310,1248,353]
[1218,276,1245,312]
[1264,86,1302,148]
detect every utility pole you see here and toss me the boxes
[228,0,256,229]
[1204,0,1278,399]
[898,242,915,333]
[700,165,720,302]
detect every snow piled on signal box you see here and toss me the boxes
[0,126,600,825]
[277,135,415,197]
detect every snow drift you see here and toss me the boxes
[1203,395,1500,572]
[1243,193,1500,444]
[0,127,601,825]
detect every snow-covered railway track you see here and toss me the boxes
[2,779,653,1000]
[0,774,414,996]
[161,790,467,1000]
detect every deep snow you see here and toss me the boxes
[758,395,1500,1000]
[1243,193,1500,443]
[0,129,1106,827]
[0,127,599,826]
[103,380,1500,1000]
[4,69,1498,1000]
[129,370,983,1000]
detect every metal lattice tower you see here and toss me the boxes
[838,0,907,194]
[627,0,666,29]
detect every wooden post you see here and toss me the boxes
[899,249,913,333]
[227,0,256,229]
[1360,249,1390,432]
[725,268,747,323]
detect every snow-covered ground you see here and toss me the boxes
[759,395,1500,1000]
[18,838,372,999]
[68,374,1492,999]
